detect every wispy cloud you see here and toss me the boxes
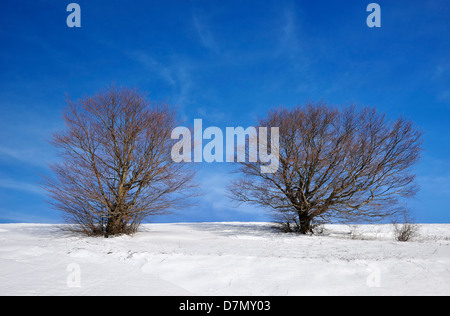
[434,63,450,79]
[431,61,450,106]
[127,50,196,119]
[128,50,177,86]
[0,145,53,169]
[0,178,45,196]
[192,12,221,55]
[0,207,56,223]
[277,9,300,58]
[0,145,25,162]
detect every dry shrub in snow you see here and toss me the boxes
[393,211,419,242]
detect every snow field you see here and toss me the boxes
[0,222,449,295]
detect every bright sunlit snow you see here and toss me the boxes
[1,222,449,295]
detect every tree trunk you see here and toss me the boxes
[298,212,312,234]
[104,213,125,237]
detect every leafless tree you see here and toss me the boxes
[228,102,423,234]
[43,86,197,237]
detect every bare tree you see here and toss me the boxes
[43,86,197,236]
[228,102,423,234]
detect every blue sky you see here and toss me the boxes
[0,0,449,223]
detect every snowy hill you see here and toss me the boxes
[1,222,449,296]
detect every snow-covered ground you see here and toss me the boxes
[1,222,449,296]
